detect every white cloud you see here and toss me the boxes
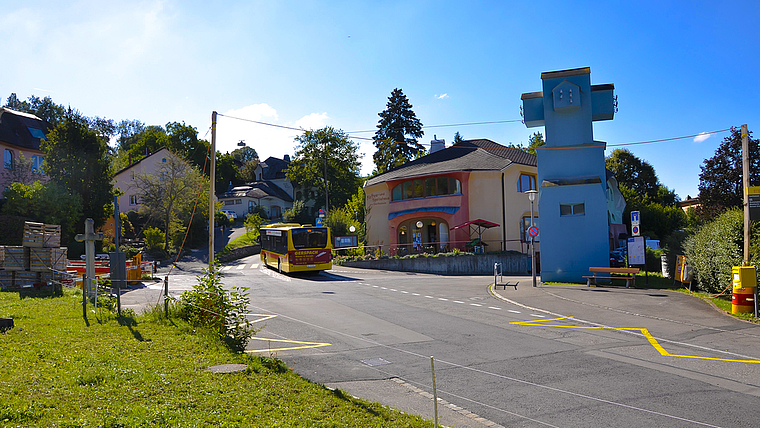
[295,112,329,130]
[435,93,449,100]
[693,132,712,143]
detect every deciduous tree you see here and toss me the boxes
[133,153,209,251]
[41,109,115,229]
[697,127,760,219]
[286,127,362,214]
[372,88,424,174]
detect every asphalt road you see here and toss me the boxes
[125,256,760,428]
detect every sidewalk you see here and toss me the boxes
[490,277,728,327]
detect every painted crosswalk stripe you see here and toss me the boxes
[454,301,465,304]
[236,264,246,270]
[489,307,501,310]
[250,264,258,269]
[222,266,232,271]
[508,310,521,314]
[470,303,482,307]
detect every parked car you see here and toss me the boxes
[222,210,237,221]
[609,250,625,267]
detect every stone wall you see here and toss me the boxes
[216,245,260,263]
[341,253,529,275]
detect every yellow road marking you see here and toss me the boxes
[245,337,332,353]
[512,317,760,364]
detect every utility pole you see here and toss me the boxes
[209,111,217,268]
[742,124,749,265]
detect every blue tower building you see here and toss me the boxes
[521,67,616,283]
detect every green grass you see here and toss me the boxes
[220,232,258,255]
[0,289,432,427]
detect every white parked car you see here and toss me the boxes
[222,210,237,220]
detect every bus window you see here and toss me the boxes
[292,228,328,249]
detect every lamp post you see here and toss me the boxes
[526,190,538,287]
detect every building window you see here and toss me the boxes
[129,195,138,205]
[560,203,585,216]
[235,199,242,205]
[391,176,462,201]
[520,217,540,242]
[271,206,281,218]
[517,173,536,193]
[31,155,44,174]
[4,149,13,170]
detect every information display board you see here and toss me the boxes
[627,236,646,266]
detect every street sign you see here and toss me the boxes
[748,186,760,221]
[527,225,539,237]
[631,211,640,225]
[632,224,640,237]
[316,218,323,227]
[318,209,326,218]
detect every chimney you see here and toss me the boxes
[430,135,445,153]
[283,154,291,162]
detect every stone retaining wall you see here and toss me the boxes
[341,253,529,275]
[217,245,260,263]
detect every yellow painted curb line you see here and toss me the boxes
[512,317,760,364]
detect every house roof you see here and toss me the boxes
[113,147,172,178]
[365,139,536,186]
[258,156,290,180]
[218,180,293,203]
[0,108,50,151]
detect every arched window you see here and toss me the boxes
[4,149,13,170]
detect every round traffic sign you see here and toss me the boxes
[528,225,539,237]
[632,225,640,236]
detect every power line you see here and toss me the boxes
[215,112,734,151]
[347,119,524,134]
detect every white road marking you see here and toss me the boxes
[489,307,501,310]
[508,310,521,314]
[470,303,482,307]
[236,264,246,270]
[454,301,465,304]
[530,314,545,318]
[438,298,449,301]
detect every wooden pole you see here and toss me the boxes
[209,111,217,268]
[742,124,750,265]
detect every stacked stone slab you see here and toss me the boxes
[0,222,67,289]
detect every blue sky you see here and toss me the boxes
[2,0,758,199]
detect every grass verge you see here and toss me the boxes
[0,289,432,427]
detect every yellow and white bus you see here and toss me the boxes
[260,223,332,273]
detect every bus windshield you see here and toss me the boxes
[291,228,329,249]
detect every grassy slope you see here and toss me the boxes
[0,290,431,428]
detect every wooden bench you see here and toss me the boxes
[583,267,640,288]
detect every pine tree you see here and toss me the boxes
[372,88,424,174]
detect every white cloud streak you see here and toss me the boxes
[693,132,712,143]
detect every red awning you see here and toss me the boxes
[450,219,500,231]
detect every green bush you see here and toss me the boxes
[244,212,263,241]
[143,226,165,251]
[682,209,760,293]
[177,263,257,352]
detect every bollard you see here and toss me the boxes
[164,275,169,317]
[732,266,756,314]
[431,356,438,428]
